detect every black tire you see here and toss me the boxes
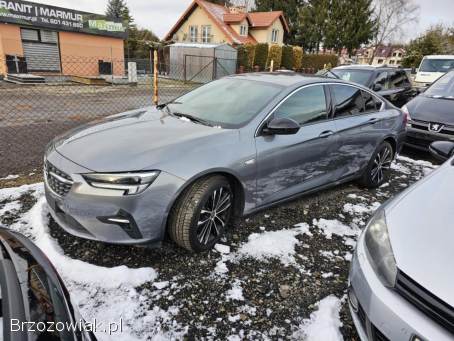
[168,176,233,252]
[359,141,394,188]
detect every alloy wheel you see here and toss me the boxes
[371,146,393,184]
[196,186,232,245]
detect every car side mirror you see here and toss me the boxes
[262,117,300,135]
[429,141,454,162]
[373,84,383,92]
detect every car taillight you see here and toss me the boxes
[401,105,411,126]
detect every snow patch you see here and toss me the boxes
[226,280,244,301]
[293,295,343,341]
[312,219,360,239]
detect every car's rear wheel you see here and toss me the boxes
[359,141,394,188]
[168,176,233,252]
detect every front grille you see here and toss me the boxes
[372,325,390,341]
[396,270,454,334]
[410,119,454,136]
[45,162,73,197]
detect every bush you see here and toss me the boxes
[267,44,282,70]
[281,45,294,70]
[244,43,256,70]
[293,46,303,71]
[254,43,269,71]
[301,54,338,71]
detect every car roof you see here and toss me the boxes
[333,65,399,72]
[422,55,454,59]
[227,71,346,87]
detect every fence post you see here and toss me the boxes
[270,59,274,72]
[153,49,158,105]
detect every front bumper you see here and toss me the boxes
[404,127,454,151]
[349,234,452,341]
[44,148,185,245]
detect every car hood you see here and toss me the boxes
[386,161,454,307]
[407,95,454,125]
[54,107,231,172]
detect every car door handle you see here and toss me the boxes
[368,118,379,124]
[319,130,334,138]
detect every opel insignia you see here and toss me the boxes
[44,72,406,252]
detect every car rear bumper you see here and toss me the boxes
[44,148,185,245]
[349,234,452,341]
[404,127,454,151]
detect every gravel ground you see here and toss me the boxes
[0,152,437,340]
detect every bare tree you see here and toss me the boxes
[369,0,419,64]
[230,0,255,11]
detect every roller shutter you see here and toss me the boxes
[21,28,61,72]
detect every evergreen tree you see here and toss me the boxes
[324,0,376,55]
[298,0,329,52]
[254,0,301,45]
[106,0,133,26]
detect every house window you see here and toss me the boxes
[202,25,212,43]
[189,25,198,42]
[271,29,279,43]
[240,25,248,36]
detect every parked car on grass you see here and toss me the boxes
[44,72,406,252]
[330,65,417,107]
[403,70,454,151]
[414,55,454,88]
[348,141,454,341]
[0,227,96,341]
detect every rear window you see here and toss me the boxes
[331,69,373,86]
[419,58,454,73]
[424,71,454,98]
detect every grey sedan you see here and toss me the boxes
[348,141,454,340]
[44,72,406,252]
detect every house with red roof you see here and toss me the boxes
[164,0,289,46]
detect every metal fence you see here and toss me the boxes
[0,55,201,177]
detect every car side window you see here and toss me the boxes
[374,71,389,90]
[331,84,365,118]
[362,90,382,112]
[274,85,328,126]
[389,70,411,88]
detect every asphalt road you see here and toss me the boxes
[0,81,196,177]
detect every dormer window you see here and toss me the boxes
[240,25,248,36]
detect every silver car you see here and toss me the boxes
[44,72,406,252]
[348,141,454,340]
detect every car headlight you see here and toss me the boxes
[83,171,160,195]
[364,209,397,287]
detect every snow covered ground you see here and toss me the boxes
[0,155,436,340]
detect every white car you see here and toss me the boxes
[414,55,454,87]
[348,140,454,340]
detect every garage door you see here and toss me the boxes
[21,28,61,72]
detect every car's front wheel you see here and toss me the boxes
[168,176,233,252]
[359,141,394,188]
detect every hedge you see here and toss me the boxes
[254,43,269,71]
[267,44,282,70]
[301,54,338,71]
[293,46,303,71]
[281,45,294,70]
[237,45,249,71]
[244,43,256,70]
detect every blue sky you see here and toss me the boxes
[30,0,454,41]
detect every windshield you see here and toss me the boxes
[424,71,454,99]
[167,78,283,128]
[419,58,454,73]
[331,69,373,86]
